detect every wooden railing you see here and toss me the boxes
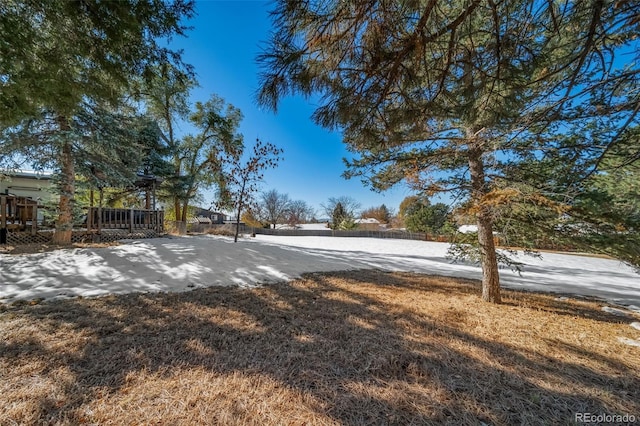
[86,207,164,233]
[1,194,38,234]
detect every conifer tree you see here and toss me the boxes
[331,202,347,230]
[0,104,157,240]
[361,204,392,224]
[258,0,640,302]
[0,0,194,243]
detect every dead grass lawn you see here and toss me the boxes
[1,271,639,425]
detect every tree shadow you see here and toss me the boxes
[1,270,638,425]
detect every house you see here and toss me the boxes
[0,170,55,204]
[189,208,229,224]
[458,224,478,234]
[1,170,56,229]
[355,217,383,230]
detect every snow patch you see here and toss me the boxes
[601,306,632,317]
[618,337,640,348]
[0,235,638,312]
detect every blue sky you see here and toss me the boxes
[166,0,413,216]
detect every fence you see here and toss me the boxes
[165,221,188,235]
[252,228,451,241]
[4,229,163,245]
[187,224,449,242]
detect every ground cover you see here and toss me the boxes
[1,271,638,425]
[2,235,639,312]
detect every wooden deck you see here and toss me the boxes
[1,198,164,245]
[85,207,164,233]
[0,194,38,234]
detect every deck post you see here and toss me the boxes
[87,207,93,231]
[1,195,6,229]
[30,202,37,235]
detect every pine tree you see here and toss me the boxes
[322,196,361,228]
[403,198,450,234]
[257,0,640,302]
[1,104,155,240]
[498,126,640,266]
[0,0,194,243]
[331,202,346,230]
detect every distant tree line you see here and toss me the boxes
[241,189,315,229]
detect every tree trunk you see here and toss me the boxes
[52,118,74,245]
[468,146,501,303]
[234,180,247,243]
[234,206,242,243]
[172,196,186,235]
[173,196,181,223]
[180,200,189,223]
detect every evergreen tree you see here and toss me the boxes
[497,127,640,265]
[0,0,194,126]
[257,0,640,302]
[136,120,174,209]
[320,195,360,229]
[398,196,421,221]
[331,202,346,230]
[403,198,450,234]
[0,104,154,236]
[0,0,194,243]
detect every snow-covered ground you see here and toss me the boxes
[1,234,638,313]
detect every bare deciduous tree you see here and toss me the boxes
[218,139,283,242]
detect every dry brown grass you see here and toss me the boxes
[204,224,238,237]
[1,271,638,425]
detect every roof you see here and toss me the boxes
[355,218,381,224]
[193,208,225,217]
[0,169,54,180]
[187,216,213,224]
[458,224,478,234]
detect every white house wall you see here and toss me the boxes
[0,175,56,204]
